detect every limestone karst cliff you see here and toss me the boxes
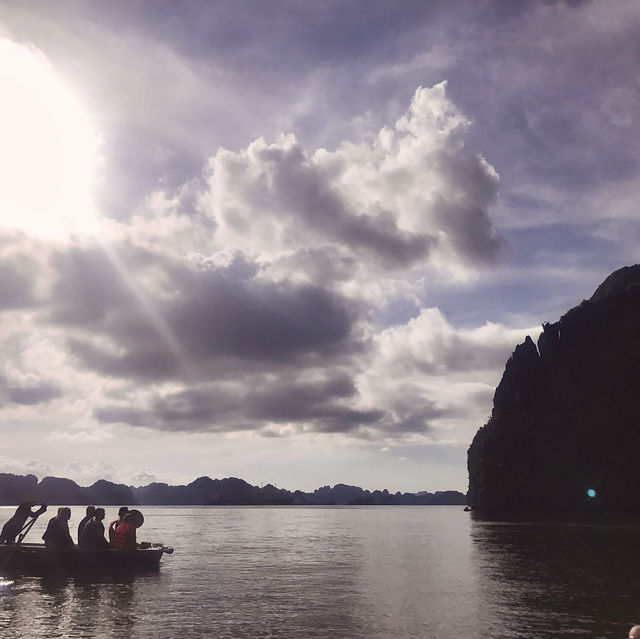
[467,264,640,512]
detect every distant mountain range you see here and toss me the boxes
[0,473,466,506]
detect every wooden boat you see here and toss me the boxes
[0,543,172,575]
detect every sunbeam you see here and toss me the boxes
[95,235,191,378]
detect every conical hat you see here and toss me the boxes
[125,509,144,528]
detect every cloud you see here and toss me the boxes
[353,309,536,440]
[5,382,62,406]
[367,46,457,83]
[94,373,384,435]
[0,456,53,478]
[129,469,158,487]
[47,428,112,444]
[199,83,501,287]
[89,307,529,441]
[372,307,534,376]
[0,232,43,311]
[45,244,360,382]
[0,82,510,445]
[64,459,120,486]
[0,258,37,311]
[0,337,65,407]
[203,134,433,269]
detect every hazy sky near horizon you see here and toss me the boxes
[0,0,638,493]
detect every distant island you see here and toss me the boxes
[468,264,640,513]
[0,472,466,506]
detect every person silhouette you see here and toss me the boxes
[77,505,96,541]
[79,507,109,549]
[0,502,47,544]
[42,507,74,549]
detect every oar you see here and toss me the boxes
[0,505,48,572]
[16,504,47,545]
[17,517,38,545]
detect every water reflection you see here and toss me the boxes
[0,573,155,637]
[170,506,368,638]
[471,515,640,638]
[0,506,483,638]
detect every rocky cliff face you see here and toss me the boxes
[468,265,640,512]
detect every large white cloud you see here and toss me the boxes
[0,83,516,456]
[196,83,501,293]
[355,308,536,442]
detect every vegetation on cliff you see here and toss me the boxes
[468,264,640,512]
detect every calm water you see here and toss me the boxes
[1,506,640,637]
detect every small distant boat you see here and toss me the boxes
[0,543,173,575]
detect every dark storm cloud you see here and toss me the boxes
[44,244,362,381]
[92,405,148,428]
[245,375,384,432]
[94,388,244,431]
[0,369,63,406]
[93,391,246,432]
[6,382,62,406]
[391,404,446,434]
[94,373,385,434]
[67,337,181,380]
[47,246,139,326]
[166,265,359,362]
[430,152,502,264]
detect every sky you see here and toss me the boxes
[0,0,638,493]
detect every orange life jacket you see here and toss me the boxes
[111,521,136,550]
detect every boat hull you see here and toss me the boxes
[0,543,166,575]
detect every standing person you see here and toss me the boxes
[630,626,640,638]
[42,507,74,549]
[112,509,144,550]
[108,506,129,544]
[79,508,109,549]
[0,502,47,544]
[77,505,96,542]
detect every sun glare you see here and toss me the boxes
[0,38,100,239]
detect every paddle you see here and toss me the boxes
[0,504,47,572]
[16,504,47,545]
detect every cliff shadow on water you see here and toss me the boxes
[470,512,640,637]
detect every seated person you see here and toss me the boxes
[111,509,144,551]
[42,507,74,549]
[79,507,109,549]
[108,506,129,544]
[77,505,96,542]
[0,502,47,544]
